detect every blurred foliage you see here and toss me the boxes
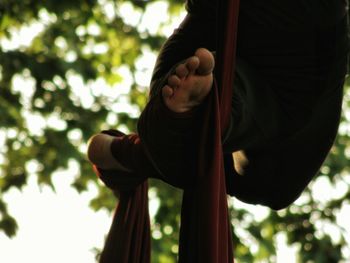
[0,1,350,262]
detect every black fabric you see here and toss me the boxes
[226,15,349,209]
[227,78,345,209]
[138,92,204,188]
[186,0,348,29]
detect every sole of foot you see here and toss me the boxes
[162,48,215,113]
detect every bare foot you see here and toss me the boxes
[87,134,131,172]
[162,48,215,113]
[87,49,214,170]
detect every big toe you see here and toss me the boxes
[195,48,215,75]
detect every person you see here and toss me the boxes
[88,1,349,210]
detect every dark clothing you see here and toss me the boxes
[137,2,349,209]
[186,0,348,29]
[227,13,349,207]
[95,3,348,262]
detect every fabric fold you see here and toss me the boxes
[179,80,233,262]
[96,181,151,263]
[93,129,151,263]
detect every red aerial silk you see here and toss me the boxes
[94,0,240,262]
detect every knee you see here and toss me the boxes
[233,190,295,210]
[230,179,305,211]
[258,194,296,211]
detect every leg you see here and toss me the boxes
[225,16,349,209]
[137,48,216,188]
[226,81,344,210]
[88,47,215,176]
[88,14,217,186]
[135,14,220,187]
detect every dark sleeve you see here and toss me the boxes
[186,0,216,18]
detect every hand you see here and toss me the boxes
[87,133,131,171]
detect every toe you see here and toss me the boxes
[162,85,174,98]
[186,56,200,73]
[168,74,181,87]
[175,63,189,78]
[194,48,215,75]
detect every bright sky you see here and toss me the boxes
[0,169,111,263]
[1,1,350,263]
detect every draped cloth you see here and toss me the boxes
[93,0,241,262]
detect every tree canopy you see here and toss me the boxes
[1,1,350,262]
